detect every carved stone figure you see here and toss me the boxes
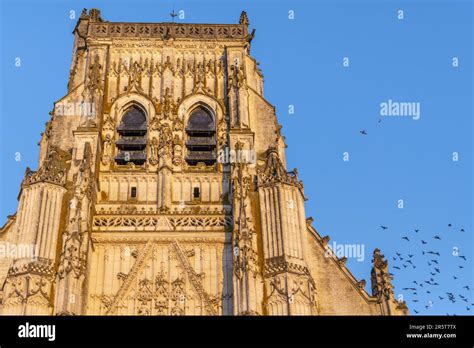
[101,133,113,165]
[172,135,183,166]
[149,137,159,165]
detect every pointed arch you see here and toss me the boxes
[115,103,147,165]
[184,103,217,166]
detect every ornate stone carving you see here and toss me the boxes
[228,64,246,90]
[57,231,86,279]
[126,60,143,92]
[371,248,393,300]
[160,87,179,119]
[158,122,173,158]
[22,145,70,187]
[101,133,113,166]
[102,113,115,133]
[100,242,221,315]
[149,137,159,165]
[172,135,183,166]
[58,144,94,281]
[239,11,249,26]
[172,241,216,315]
[92,214,232,231]
[86,54,103,94]
[2,273,53,310]
[90,23,247,40]
[217,116,228,148]
[263,257,312,278]
[258,147,302,188]
[266,273,317,315]
[106,241,154,315]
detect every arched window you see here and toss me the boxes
[115,105,147,165]
[185,106,216,166]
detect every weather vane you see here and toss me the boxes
[170,6,178,22]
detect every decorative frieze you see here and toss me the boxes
[89,23,247,40]
[92,214,232,231]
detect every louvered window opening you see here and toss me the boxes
[115,106,147,165]
[185,107,216,166]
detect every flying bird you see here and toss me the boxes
[421,240,427,244]
[434,235,441,240]
[360,130,367,135]
[402,236,410,241]
[381,225,388,230]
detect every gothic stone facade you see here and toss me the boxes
[0,9,408,316]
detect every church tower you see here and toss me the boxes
[0,9,408,316]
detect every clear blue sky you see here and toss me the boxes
[0,0,472,315]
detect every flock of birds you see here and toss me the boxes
[358,113,471,315]
[382,224,472,315]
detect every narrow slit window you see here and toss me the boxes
[193,187,200,199]
[131,187,137,198]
